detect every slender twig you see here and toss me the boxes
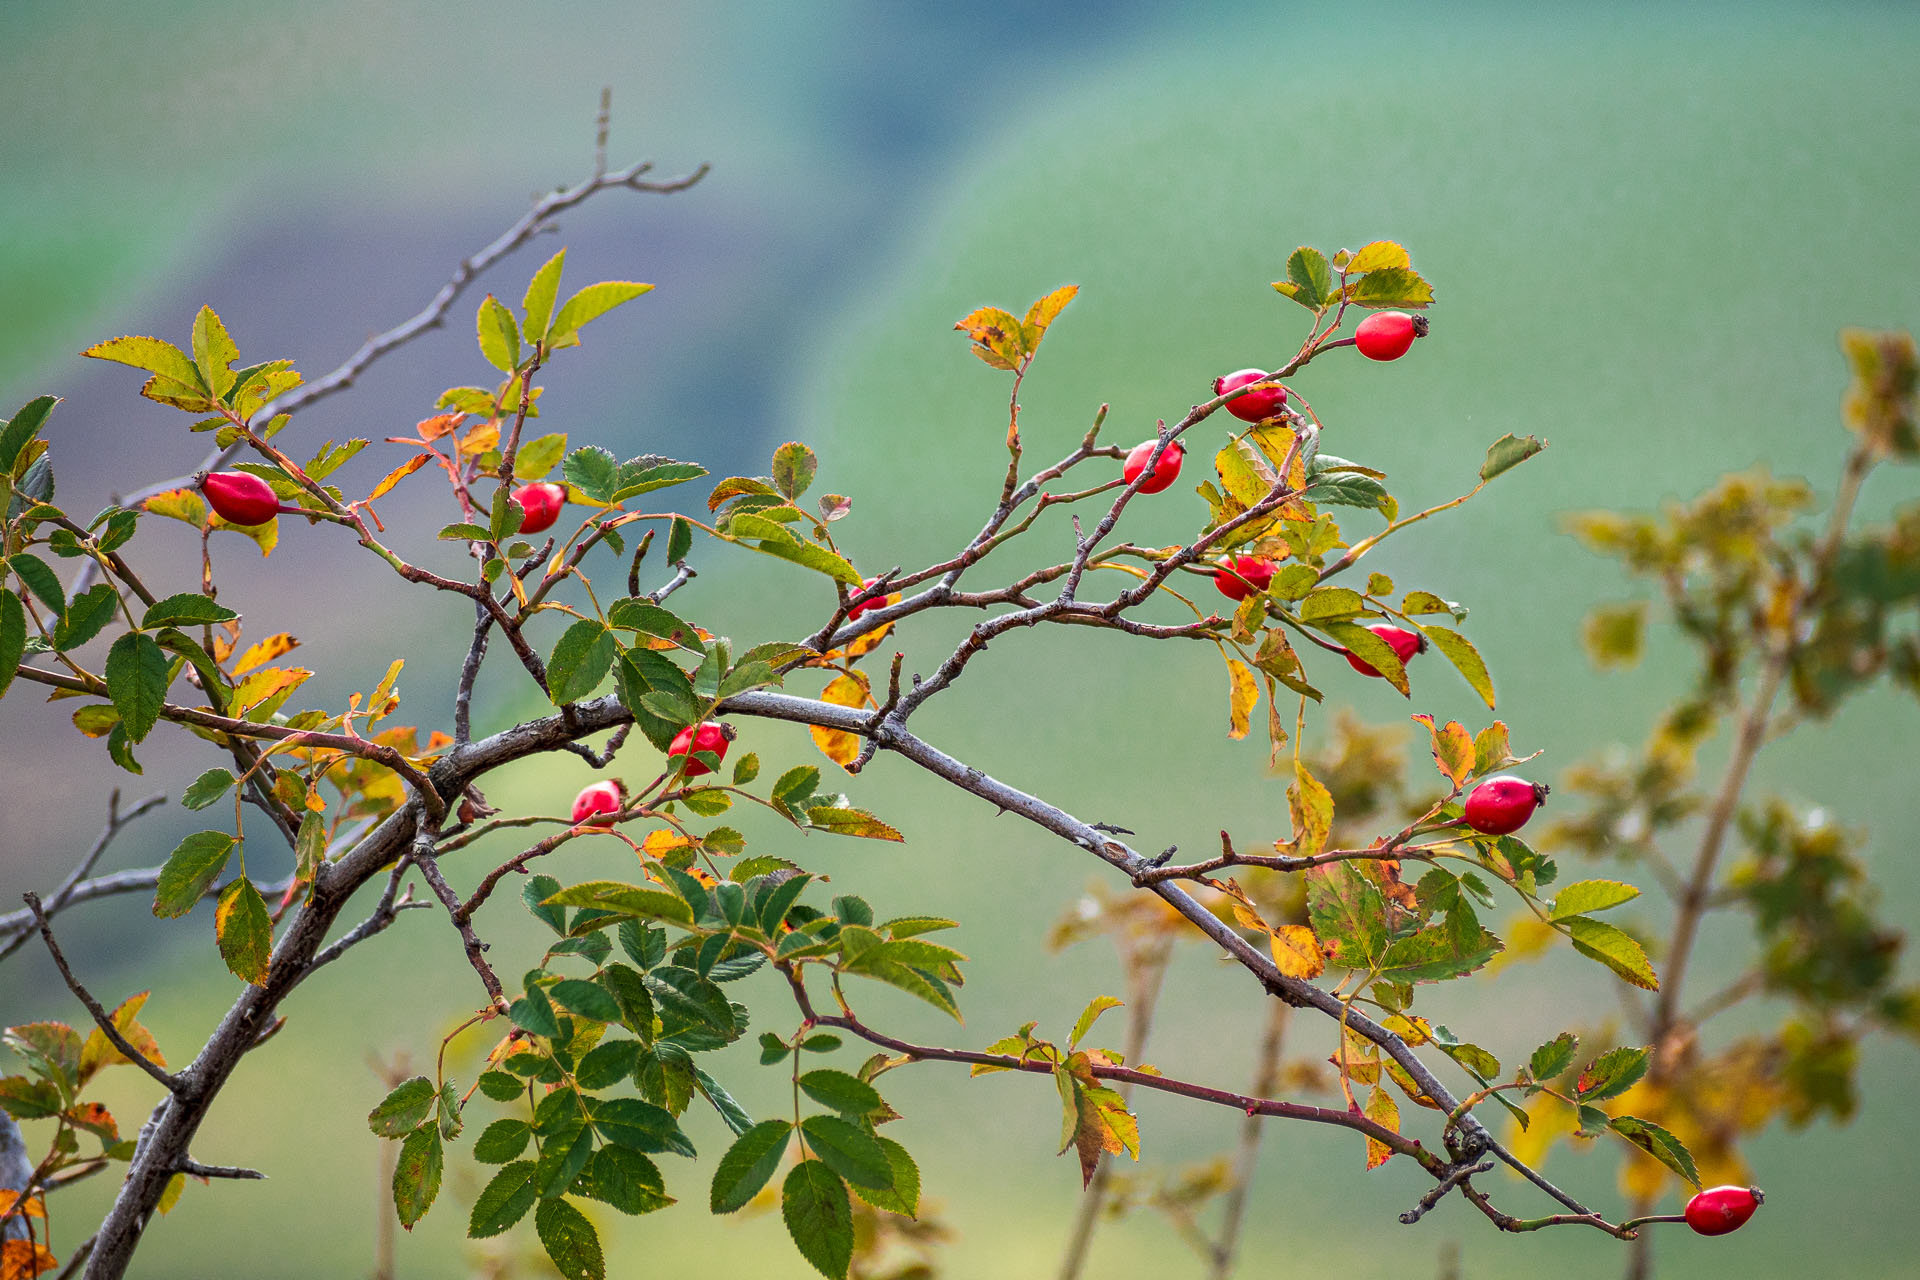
[23,894,179,1092]
[307,863,422,974]
[453,596,493,745]
[410,825,509,1012]
[0,792,165,964]
[175,1159,265,1181]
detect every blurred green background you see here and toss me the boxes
[3,1,1918,1276]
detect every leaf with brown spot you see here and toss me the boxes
[953,305,1027,370]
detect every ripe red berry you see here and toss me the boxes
[201,471,280,526]
[1683,1185,1763,1236]
[668,721,733,778]
[513,482,567,535]
[1353,311,1428,362]
[1343,624,1427,678]
[571,780,624,826]
[1213,555,1278,602]
[847,577,890,622]
[1213,370,1289,423]
[1462,775,1551,835]
[1123,440,1185,494]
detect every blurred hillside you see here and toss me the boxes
[2,3,1917,1277]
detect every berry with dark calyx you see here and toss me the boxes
[571,780,625,826]
[1353,310,1428,362]
[847,576,890,622]
[1123,440,1185,494]
[1684,1185,1763,1236]
[1462,775,1550,835]
[668,721,734,778]
[1343,623,1427,678]
[201,471,281,526]
[1213,369,1288,423]
[512,482,567,535]
[1214,555,1278,602]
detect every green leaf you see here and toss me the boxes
[1306,862,1386,970]
[477,294,521,373]
[711,1119,793,1213]
[513,432,569,481]
[191,306,240,399]
[474,1119,531,1164]
[547,620,616,705]
[0,590,25,701]
[9,552,64,617]
[575,1145,672,1216]
[720,512,863,585]
[0,396,58,472]
[368,1075,437,1138]
[1376,921,1501,983]
[647,966,736,1038]
[666,513,694,561]
[798,1069,883,1117]
[1480,433,1545,482]
[438,522,492,541]
[1577,1046,1652,1103]
[141,592,237,629]
[771,442,818,500]
[468,1161,538,1237]
[477,1070,524,1103]
[153,831,236,917]
[522,874,568,934]
[564,446,619,503]
[1609,1115,1701,1188]
[393,1125,444,1228]
[1070,995,1124,1050]
[82,335,203,388]
[1549,879,1641,921]
[589,1096,694,1157]
[1298,586,1366,622]
[612,461,708,502]
[1564,917,1659,990]
[849,1136,920,1216]
[542,881,694,927]
[105,631,168,742]
[1416,624,1495,710]
[782,1160,854,1280]
[1277,246,1332,310]
[1347,266,1434,309]
[607,600,705,653]
[549,978,622,1024]
[1528,1033,1579,1083]
[803,806,904,841]
[509,984,560,1039]
[214,877,273,985]
[522,249,566,342]
[534,1197,604,1280]
[52,584,117,651]
[550,281,654,346]
[178,769,235,813]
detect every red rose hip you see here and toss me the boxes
[1214,555,1278,602]
[1123,440,1184,494]
[1343,624,1427,678]
[847,577,890,622]
[1213,370,1288,423]
[1353,311,1428,362]
[571,780,625,826]
[1462,775,1550,835]
[668,721,733,778]
[1683,1185,1763,1236]
[201,471,280,526]
[513,482,567,535]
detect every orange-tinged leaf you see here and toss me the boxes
[640,829,698,859]
[0,1239,57,1279]
[953,305,1026,370]
[66,1100,119,1142]
[1225,658,1258,740]
[229,666,312,719]
[844,617,894,658]
[1269,924,1326,979]
[1411,714,1474,786]
[78,990,165,1084]
[1364,1087,1401,1169]
[0,1190,45,1220]
[231,632,299,678]
[416,411,467,441]
[810,673,870,770]
[368,452,431,502]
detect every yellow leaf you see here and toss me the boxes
[1021,284,1079,350]
[953,305,1026,370]
[810,673,870,770]
[209,507,279,557]
[78,990,165,1084]
[1364,1086,1401,1169]
[1411,714,1474,786]
[1347,241,1411,273]
[1269,924,1326,980]
[368,452,431,502]
[232,632,299,678]
[458,417,501,455]
[1288,762,1333,856]
[0,1189,46,1220]
[1226,658,1258,740]
[640,829,698,859]
[142,487,208,528]
[230,666,313,719]
[415,411,467,440]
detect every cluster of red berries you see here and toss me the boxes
[570,722,735,825]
